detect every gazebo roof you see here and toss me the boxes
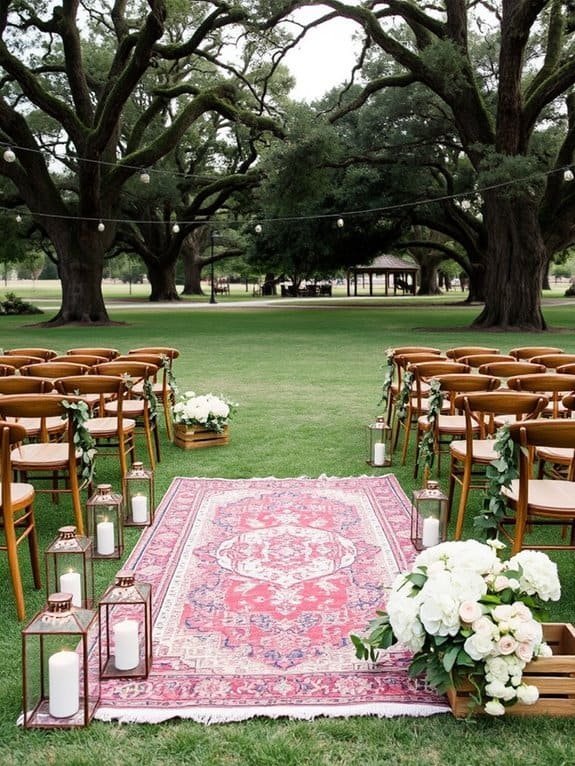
[351,254,419,273]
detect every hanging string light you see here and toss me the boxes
[460,199,472,210]
[254,224,262,234]
[336,218,344,228]
[15,214,22,223]
[3,147,16,163]
[97,221,105,232]
[171,223,180,233]
[564,169,574,182]
[139,170,150,184]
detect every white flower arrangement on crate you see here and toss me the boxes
[351,539,561,716]
[172,391,236,434]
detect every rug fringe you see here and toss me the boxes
[95,702,450,725]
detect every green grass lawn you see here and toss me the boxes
[0,297,575,765]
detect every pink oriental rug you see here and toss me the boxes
[95,476,449,723]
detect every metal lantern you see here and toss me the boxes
[98,570,152,680]
[366,416,392,467]
[22,593,99,729]
[122,462,155,527]
[87,484,124,559]
[411,479,448,550]
[45,526,94,608]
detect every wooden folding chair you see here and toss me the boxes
[0,421,41,620]
[506,373,575,417]
[92,361,160,469]
[508,346,564,361]
[50,354,108,367]
[478,361,547,381]
[449,391,547,540]
[0,376,64,440]
[457,353,515,369]
[116,353,174,441]
[20,361,90,379]
[446,346,499,360]
[0,394,86,535]
[66,347,120,360]
[55,375,136,481]
[501,419,575,553]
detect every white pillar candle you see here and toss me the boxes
[422,516,440,548]
[59,570,82,608]
[48,650,79,718]
[113,619,140,671]
[96,520,114,555]
[373,442,386,466]
[131,494,148,523]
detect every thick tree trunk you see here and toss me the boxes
[147,261,180,301]
[46,232,109,324]
[181,229,207,295]
[417,260,441,295]
[464,262,486,303]
[472,193,547,330]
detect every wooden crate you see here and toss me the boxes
[447,623,575,718]
[173,423,229,450]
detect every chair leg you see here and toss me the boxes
[69,468,85,536]
[26,507,42,590]
[454,460,472,541]
[4,518,26,620]
[152,421,161,463]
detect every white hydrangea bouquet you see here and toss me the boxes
[351,539,561,716]
[172,391,236,433]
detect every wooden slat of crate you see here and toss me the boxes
[448,623,575,718]
[173,424,229,449]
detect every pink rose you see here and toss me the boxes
[459,601,483,624]
[516,642,534,662]
[497,635,518,655]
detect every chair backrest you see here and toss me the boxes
[20,361,90,378]
[91,361,158,393]
[446,346,499,360]
[54,375,127,414]
[457,353,514,368]
[0,354,44,369]
[408,361,470,409]
[433,373,500,414]
[0,393,82,443]
[508,346,564,360]
[507,419,575,481]
[530,353,575,370]
[67,347,120,360]
[557,363,575,376]
[562,393,575,413]
[0,420,29,508]
[0,376,54,394]
[506,373,575,412]
[5,347,57,360]
[0,364,16,376]
[456,391,548,438]
[128,347,180,363]
[50,354,108,367]
[478,361,547,378]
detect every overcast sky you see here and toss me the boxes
[283,10,360,102]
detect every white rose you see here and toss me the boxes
[459,600,483,624]
[484,699,506,716]
[492,604,513,622]
[516,683,539,705]
[484,679,508,699]
[464,632,495,661]
[535,642,553,658]
[472,616,497,637]
[493,576,511,592]
[485,656,510,682]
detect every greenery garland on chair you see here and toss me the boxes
[161,355,179,400]
[379,349,395,415]
[61,399,97,486]
[143,378,158,420]
[473,424,518,539]
[417,378,443,479]
[395,369,414,423]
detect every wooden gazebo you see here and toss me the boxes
[346,254,419,296]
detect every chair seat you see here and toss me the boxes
[11,443,80,468]
[6,415,66,437]
[0,482,35,509]
[503,479,575,514]
[417,414,477,434]
[86,417,136,437]
[450,439,499,462]
[105,400,145,416]
[536,446,575,463]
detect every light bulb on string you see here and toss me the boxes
[564,169,574,182]
[254,224,262,234]
[171,223,180,234]
[336,218,344,228]
[139,170,150,184]
[15,214,22,223]
[461,199,472,211]
[3,147,16,163]
[98,221,105,232]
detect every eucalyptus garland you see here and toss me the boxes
[61,399,97,486]
[395,369,414,423]
[143,378,158,420]
[379,349,395,412]
[417,378,443,477]
[161,355,179,399]
[473,424,518,539]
